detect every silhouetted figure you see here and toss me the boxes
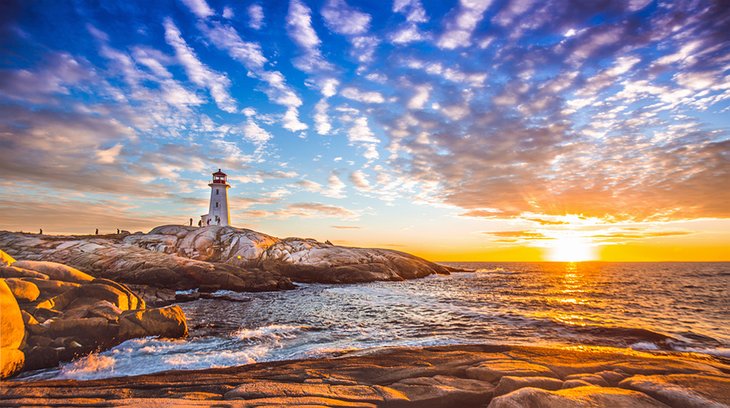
[39,228,43,235]
[189,218,193,226]
[198,220,202,227]
[95,228,99,235]
[117,228,120,234]
[207,218,211,226]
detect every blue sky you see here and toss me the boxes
[1,0,729,260]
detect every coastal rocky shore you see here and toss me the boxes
[1,344,728,407]
[0,225,455,294]
[0,251,187,379]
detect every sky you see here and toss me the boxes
[0,0,728,262]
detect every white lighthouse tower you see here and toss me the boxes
[201,169,231,226]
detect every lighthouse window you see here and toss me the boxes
[216,202,219,208]
[216,190,219,195]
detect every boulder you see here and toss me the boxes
[119,305,187,340]
[0,266,49,280]
[4,278,40,302]
[44,317,114,341]
[24,279,80,300]
[488,385,668,408]
[0,249,15,266]
[11,261,94,283]
[0,348,24,379]
[0,279,25,379]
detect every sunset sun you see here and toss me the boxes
[548,235,596,262]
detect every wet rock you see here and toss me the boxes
[4,278,40,302]
[488,385,668,407]
[118,305,188,340]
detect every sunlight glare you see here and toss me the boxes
[548,236,596,262]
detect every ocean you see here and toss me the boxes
[18,262,730,381]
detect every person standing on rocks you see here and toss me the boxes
[189,218,193,226]
[39,228,42,235]
[95,228,99,235]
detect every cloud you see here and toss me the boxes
[162,18,236,113]
[248,4,264,29]
[314,99,332,135]
[0,52,92,103]
[321,0,371,36]
[247,202,356,219]
[484,230,553,242]
[323,172,346,198]
[331,225,361,229]
[390,0,428,45]
[96,143,124,164]
[286,0,332,73]
[437,0,493,49]
[197,20,306,132]
[242,118,272,145]
[341,87,385,103]
[180,0,214,19]
[320,0,378,64]
[349,170,371,191]
[393,0,427,23]
[407,84,431,109]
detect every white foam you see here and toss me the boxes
[630,341,660,351]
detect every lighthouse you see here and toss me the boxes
[201,169,231,226]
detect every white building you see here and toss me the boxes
[201,169,231,226]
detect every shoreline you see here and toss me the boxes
[1,343,729,407]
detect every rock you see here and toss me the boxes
[4,278,40,302]
[20,310,39,326]
[0,348,24,380]
[11,260,94,283]
[466,359,556,382]
[0,249,15,266]
[223,382,407,405]
[493,376,564,396]
[119,305,187,340]
[562,379,594,389]
[620,374,730,407]
[44,317,114,341]
[566,373,610,386]
[389,375,495,406]
[23,279,80,300]
[0,266,49,280]
[0,279,25,379]
[0,344,728,406]
[0,225,456,291]
[488,385,668,407]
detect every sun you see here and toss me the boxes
[547,235,596,262]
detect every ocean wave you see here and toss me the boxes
[57,354,116,380]
[233,324,310,341]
